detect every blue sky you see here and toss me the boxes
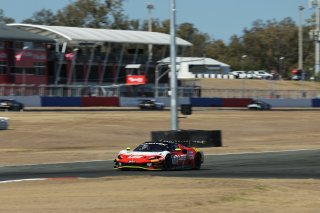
[0,0,314,43]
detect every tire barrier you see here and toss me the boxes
[0,117,9,130]
[180,104,192,115]
[151,130,222,147]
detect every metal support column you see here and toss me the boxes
[100,43,111,84]
[170,0,178,130]
[55,42,67,84]
[85,45,96,85]
[113,45,125,85]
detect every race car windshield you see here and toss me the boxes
[134,143,169,152]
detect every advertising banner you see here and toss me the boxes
[126,75,146,85]
[15,50,47,67]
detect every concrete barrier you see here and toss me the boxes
[41,97,82,107]
[190,98,223,107]
[312,98,320,107]
[0,96,41,107]
[259,98,312,107]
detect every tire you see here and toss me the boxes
[163,154,172,170]
[193,153,202,170]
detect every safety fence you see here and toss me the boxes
[0,84,319,99]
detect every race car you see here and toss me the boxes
[114,141,204,171]
[138,99,165,110]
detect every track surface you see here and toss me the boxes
[0,149,319,181]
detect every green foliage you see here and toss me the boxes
[0,9,15,23]
[22,9,56,25]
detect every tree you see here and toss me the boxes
[0,9,15,24]
[176,23,210,56]
[22,9,56,25]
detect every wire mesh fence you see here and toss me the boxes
[0,84,319,99]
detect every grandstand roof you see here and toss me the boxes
[0,24,54,42]
[8,24,192,46]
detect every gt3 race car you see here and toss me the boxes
[114,141,204,171]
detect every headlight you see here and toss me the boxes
[149,156,161,160]
[117,155,123,159]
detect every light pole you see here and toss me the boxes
[170,0,178,131]
[279,56,285,78]
[147,2,154,62]
[310,0,320,76]
[241,55,247,98]
[298,5,304,71]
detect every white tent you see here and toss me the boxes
[158,57,231,79]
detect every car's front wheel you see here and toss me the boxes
[163,155,172,170]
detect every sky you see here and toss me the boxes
[0,0,315,43]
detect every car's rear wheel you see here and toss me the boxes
[193,153,202,170]
[163,155,172,170]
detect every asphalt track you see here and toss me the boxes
[0,149,319,182]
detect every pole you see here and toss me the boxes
[241,55,247,98]
[55,42,67,84]
[299,5,305,97]
[147,3,154,62]
[315,3,320,76]
[298,5,304,70]
[155,64,159,98]
[170,0,178,131]
[67,48,78,85]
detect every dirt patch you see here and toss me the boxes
[1,177,320,213]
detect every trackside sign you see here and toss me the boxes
[126,75,146,85]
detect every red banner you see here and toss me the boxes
[15,50,47,67]
[126,75,146,85]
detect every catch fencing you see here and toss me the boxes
[0,84,319,99]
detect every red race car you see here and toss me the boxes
[114,141,204,171]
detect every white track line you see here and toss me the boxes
[0,178,47,184]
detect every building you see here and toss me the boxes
[8,24,192,87]
[158,57,231,79]
[0,24,54,85]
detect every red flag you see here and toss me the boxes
[65,52,75,60]
[15,53,23,61]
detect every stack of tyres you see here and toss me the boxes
[0,117,9,130]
